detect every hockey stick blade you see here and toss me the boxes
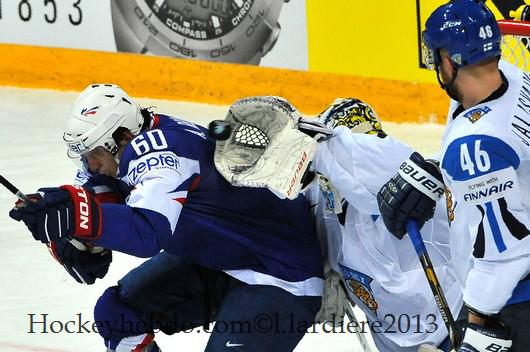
[406,219,461,349]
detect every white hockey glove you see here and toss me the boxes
[315,265,353,326]
[457,323,512,352]
[213,96,327,199]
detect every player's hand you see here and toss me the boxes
[47,238,112,284]
[377,152,445,238]
[457,322,512,352]
[9,185,102,244]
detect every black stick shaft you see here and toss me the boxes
[0,174,31,203]
[406,219,461,349]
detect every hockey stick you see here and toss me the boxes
[339,280,376,352]
[0,174,88,251]
[0,174,33,203]
[406,219,461,349]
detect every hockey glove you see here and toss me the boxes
[47,238,112,284]
[214,96,320,199]
[377,152,445,239]
[458,322,512,352]
[9,185,102,244]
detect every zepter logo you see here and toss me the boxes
[111,0,288,64]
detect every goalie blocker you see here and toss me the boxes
[212,96,331,200]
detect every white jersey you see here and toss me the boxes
[441,60,530,314]
[310,127,463,351]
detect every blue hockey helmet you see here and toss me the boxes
[422,0,501,70]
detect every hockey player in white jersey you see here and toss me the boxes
[377,1,530,350]
[308,98,464,351]
[209,96,465,351]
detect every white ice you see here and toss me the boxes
[0,87,445,352]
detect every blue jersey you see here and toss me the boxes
[92,114,323,296]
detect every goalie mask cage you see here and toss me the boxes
[499,19,530,71]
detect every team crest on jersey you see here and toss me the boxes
[338,264,379,314]
[463,106,491,123]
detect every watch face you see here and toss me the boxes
[146,0,256,40]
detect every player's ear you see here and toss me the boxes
[439,49,455,69]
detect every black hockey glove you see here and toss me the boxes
[47,238,112,284]
[377,152,445,239]
[9,186,102,244]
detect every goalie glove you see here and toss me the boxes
[377,152,445,239]
[213,96,323,199]
[47,238,112,284]
[9,185,102,244]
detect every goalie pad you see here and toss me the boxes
[214,96,318,200]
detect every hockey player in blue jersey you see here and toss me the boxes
[9,84,323,351]
[377,1,530,351]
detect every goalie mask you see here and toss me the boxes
[317,98,385,137]
[63,84,145,165]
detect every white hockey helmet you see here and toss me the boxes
[317,98,385,136]
[63,84,145,162]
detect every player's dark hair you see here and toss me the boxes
[111,108,153,146]
[140,108,153,131]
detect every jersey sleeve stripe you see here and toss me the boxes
[474,205,486,258]
[485,201,507,253]
[498,197,530,240]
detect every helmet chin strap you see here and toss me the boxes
[435,62,461,102]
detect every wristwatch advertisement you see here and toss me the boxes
[0,0,309,69]
[111,0,289,65]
